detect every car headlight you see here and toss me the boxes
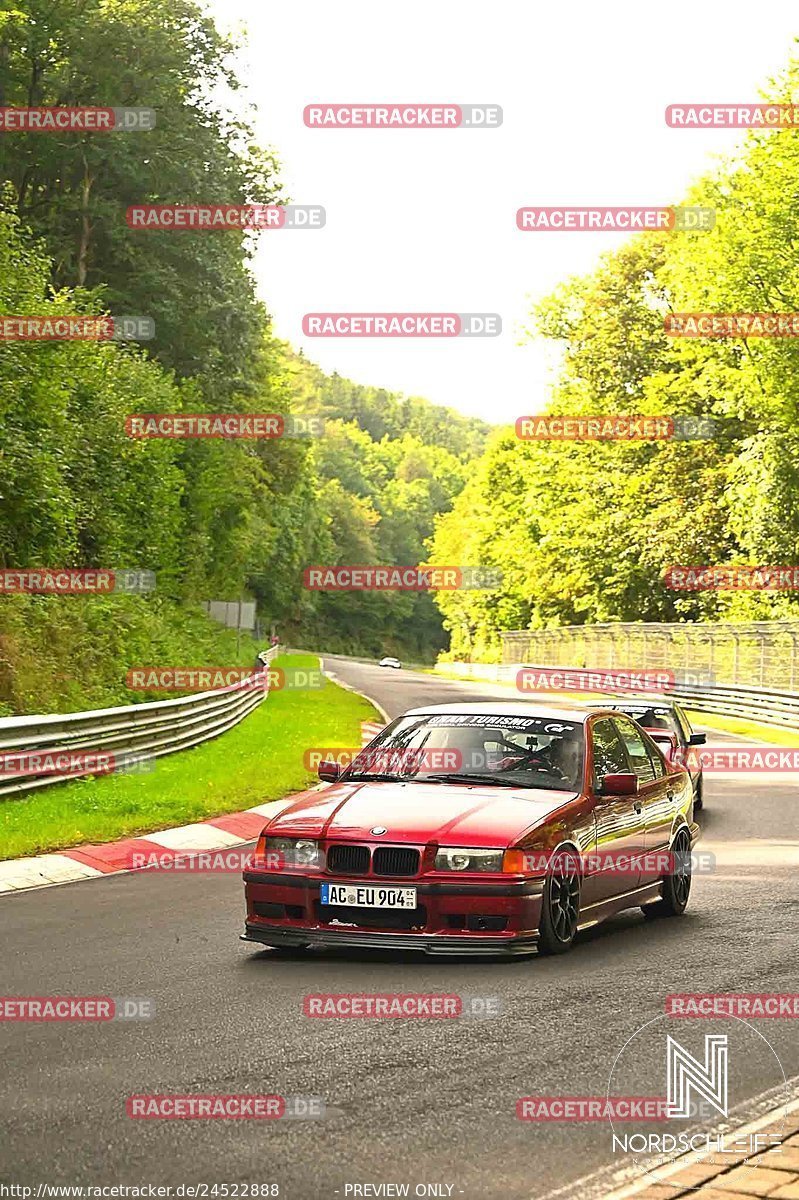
[435,847,504,873]
[265,837,323,870]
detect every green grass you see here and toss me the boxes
[1,654,378,861]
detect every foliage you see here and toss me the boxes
[0,0,491,690]
[431,55,799,653]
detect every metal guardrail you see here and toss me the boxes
[0,646,280,800]
[665,680,799,729]
[433,660,799,731]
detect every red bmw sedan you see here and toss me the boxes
[241,703,700,956]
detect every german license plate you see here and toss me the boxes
[320,883,417,908]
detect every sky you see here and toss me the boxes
[208,0,799,424]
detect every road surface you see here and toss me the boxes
[1,656,797,1199]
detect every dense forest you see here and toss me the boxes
[430,56,799,659]
[0,0,486,711]
[4,0,799,707]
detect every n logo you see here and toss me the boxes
[666,1034,728,1118]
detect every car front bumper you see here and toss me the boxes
[242,869,545,956]
[241,924,539,955]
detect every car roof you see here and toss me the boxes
[402,701,605,723]
[573,697,680,713]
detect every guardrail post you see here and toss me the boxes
[731,631,740,686]
[759,632,766,687]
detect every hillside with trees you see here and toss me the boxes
[0,0,487,712]
[429,55,799,660]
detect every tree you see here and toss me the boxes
[0,0,281,404]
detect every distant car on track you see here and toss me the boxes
[599,700,706,810]
[242,702,699,957]
[378,656,402,669]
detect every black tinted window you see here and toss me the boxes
[613,717,655,783]
[591,719,630,783]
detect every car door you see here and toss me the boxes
[612,715,675,884]
[586,717,647,901]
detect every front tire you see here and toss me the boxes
[641,828,692,919]
[538,850,581,955]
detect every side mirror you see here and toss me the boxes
[598,772,639,796]
[689,733,706,746]
[317,760,341,783]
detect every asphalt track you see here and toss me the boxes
[1,656,797,1199]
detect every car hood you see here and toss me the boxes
[264,780,578,846]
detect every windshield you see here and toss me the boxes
[344,713,585,792]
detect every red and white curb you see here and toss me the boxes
[360,720,385,741]
[0,720,385,896]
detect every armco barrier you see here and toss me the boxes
[660,679,799,729]
[434,661,513,684]
[0,646,279,799]
[433,660,799,731]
